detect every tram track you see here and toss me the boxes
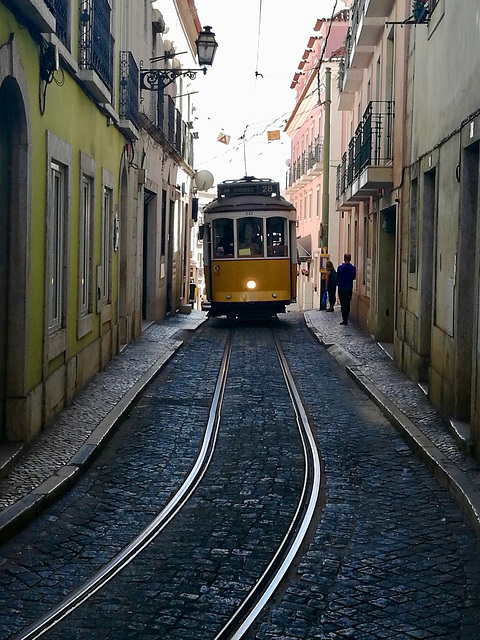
[214,328,322,639]
[11,322,323,640]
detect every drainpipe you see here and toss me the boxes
[321,67,331,253]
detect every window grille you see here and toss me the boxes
[119,51,139,126]
[45,0,69,46]
[79,0,114,91]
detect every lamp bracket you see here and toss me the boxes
[140,68,206,91]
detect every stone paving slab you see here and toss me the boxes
[305,308,480,539]
[0,311,208,543]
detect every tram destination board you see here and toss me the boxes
[218,179,281,199]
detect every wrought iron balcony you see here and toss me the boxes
[336,100,394,204]
[307,136,324,173]
[286,136,325,191]
[167,96,175,146]
[339,0,396,93]
[119,51,139,128]
[79,0,114,93]
[44,0,68,46]
[139,93,194,167]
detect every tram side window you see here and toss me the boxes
[213,219,234,258]
[238,218,264,257]
[267,217,287,257]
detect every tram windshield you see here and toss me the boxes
[238,218,263,257]
[212,216,288,259]
[213,219,234,258]
[267,217,288,257]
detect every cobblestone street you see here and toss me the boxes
[1,313,480,639]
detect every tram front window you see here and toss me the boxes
[214,219,234,258]
[238,218,263,257]
[267,217,287,257]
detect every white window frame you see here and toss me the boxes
[99,168,115,320]
[78,152,96,338]
[102,187,112,304]
[46,132,72,362]
[80,177,93,314]
[49,161,65,333]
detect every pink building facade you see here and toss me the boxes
[284,10,349,311]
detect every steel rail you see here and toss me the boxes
[14,330,235,640]
[213,330,322,640]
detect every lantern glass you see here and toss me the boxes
[196,26,218,67]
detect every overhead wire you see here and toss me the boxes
[255,0,264,79]
[317,0,340,102]
[196,1,344,170]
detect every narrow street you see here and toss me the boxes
[1,314,480,639]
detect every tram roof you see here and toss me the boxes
[203,176,296,215]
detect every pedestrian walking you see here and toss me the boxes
[324,260,337,312]
[337,253,356,325]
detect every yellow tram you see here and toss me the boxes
[201,176,297,318]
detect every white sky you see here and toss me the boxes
[191,0,346,188]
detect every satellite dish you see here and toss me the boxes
[285,159,291,167]
[194,170,214,190]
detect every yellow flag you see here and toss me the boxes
[267,130,281,141]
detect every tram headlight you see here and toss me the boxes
[246,280,257,290]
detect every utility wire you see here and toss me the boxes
[255,0,264,78]
[317,0,340,103]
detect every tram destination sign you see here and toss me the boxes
[218,180,280,199]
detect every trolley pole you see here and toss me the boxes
[321,67,331,253]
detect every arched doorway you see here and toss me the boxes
[0,82,9,441]
[0,37,31,442]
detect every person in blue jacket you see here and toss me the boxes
[336,253,356,325]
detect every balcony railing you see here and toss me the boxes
[79,0,114,91]
[308,136,324,169]
[175,109,182,153]
[337,57,346,92]
[286,136,325,187]
[119,51,139,127]
[187,132,194,168]
[141,91,194,167]
[336,100,394,197]
[156,85,164,132]
[45,0,69,46]
[167,96,175,146]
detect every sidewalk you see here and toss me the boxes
[304,308,480,538]
[0,310,208,544]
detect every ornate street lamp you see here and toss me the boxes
[140,25,218,91]
[196,26,218,67]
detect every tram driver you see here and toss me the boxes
[238,219,263,257]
